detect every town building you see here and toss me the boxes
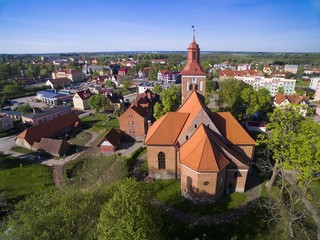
[274,93,309,116]
[145,37,255,202]
[52,69,84,82]
[36,90,74,106]
[0,114,14,132]
[309,77,320,90]
[219,70,296,97]
[284,65,298,74]
[157,70,180,84]
[15,112,80,151]
[73,89,92,111]
[21,106,72,126]
[314,82,320,101]
[45,78,71,89]
[119,90,158,141]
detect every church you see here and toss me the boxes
[145,35,256,202]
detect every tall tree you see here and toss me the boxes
[154,85,181,119]
[97,178,162,240]
[88,94,108,113]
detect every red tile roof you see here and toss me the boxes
[97,128,122,147]
[145,112,189,145]
[210,112,256,145]
[180,124,229,172]
[76,89,92,100]
[16,112,80,146]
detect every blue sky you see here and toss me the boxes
[0,0,319,53]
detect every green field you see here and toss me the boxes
[0,155,53,203]
[81,113,119,132]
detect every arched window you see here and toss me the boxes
[158,152,166,169]
[187,176,192,190]
[194,84,198,90]
[186,81,189,91]
[189,84,193,91]
[186,135,189,140]
[200,81,203,91]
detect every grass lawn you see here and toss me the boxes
[81,113,119,132]
[10,146,34,155]
[0,155,53,204]
[149,179,247,216]
[68,131,92,146]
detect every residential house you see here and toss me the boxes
[274,93,309,116]
[21,106,72,126]
[237,64,250,71]
[118,68,128,76]
[46,78,71,89]
[15,112,80,150]
[73,89,92,111]
[0,114,14,132]
[145,37,256,202]
[119,90,158,141]
[284,65,298,74]
[97,128,122,154]
[38,138,71,157]
[157,70,180,84]
[52,69,84,82]
[105,92,124,110]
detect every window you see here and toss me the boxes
[187,176,192,190]
[189,84,193,91]
[186,135,189,140]
[192,78,197,84]
[132,121,135,126]
[194,124,197,128]
[158,152,166,169]
[200,81,203,91]
[194,84,198,91]
[186,81,189,91]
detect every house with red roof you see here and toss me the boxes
[274,93,309,116]
[97,128,122,154]
[73,89,92,111]
[145,37,256,202]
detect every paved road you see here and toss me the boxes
[0,134,17,152]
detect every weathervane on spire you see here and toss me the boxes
[191,25,195,40]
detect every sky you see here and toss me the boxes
[0,0,319,53]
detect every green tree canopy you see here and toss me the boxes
[3,85,23,97]
[258,106,320,191]
[16,104,33,114]
[122,79,134,92]
[219,79,272,119]
[88,94,108,113]
[154,85,181,119]
[97,178,162,240]
[3,187,111,240]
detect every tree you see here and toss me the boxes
[3,187,111,240]
[16,104,33,114]
[122,79,134,92]
[3,85,23,97]
[148,69,157,80]
[97,178,162,240]
[153,85,181,119]
[152,84,163,95]
[88,94,108,113]
[258,106,320,192]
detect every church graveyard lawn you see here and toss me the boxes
[149,179,247,216]
[0,155,53,204]
[68,131,92,146]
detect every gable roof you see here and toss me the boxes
[75,89,92,100]
[97,128,122,147]
[145,112,189,145]
[22,106,71,120]
[39,138,70,156]
[210,112,256,145]
[48,78,71,84]
[274,93,309,105]
[16,112,80,145]
[180,124,229,172]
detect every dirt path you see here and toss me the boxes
[46,129,100,187]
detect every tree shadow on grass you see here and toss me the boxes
[0,155,32,170]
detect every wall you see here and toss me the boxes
[119,108,145,138]
[147,145,177,179]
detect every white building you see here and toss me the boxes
[309,78,320,90]
[236,76,296,97]
[284,65,298,74]
[315,82,320,101]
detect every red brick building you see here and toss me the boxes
[97,128,122,154]
[145,37,256,202]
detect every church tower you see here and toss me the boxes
[181,30,206,103]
